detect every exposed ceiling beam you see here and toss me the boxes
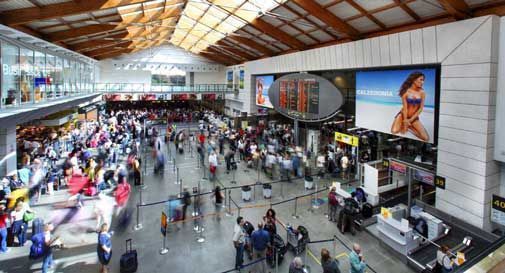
[0,0,184,26]
[291,0,361,39]
[199,52,234,66]
[366,15,454,38]
[250,18,305,49]
[206,46,242,63]
[279,2,339,40]
[473,1,505,16]
[95,48,134,60]
[227,36,275,56]
[393,0,420,21]
[345,0,386,29]
[437,0,471,19]
[86,41,133,57]
[215,41,257,60]
[71,32,130,52]
[46,6,181,42]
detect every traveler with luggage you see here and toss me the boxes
[339,194,359,235]
[321,248,341,273]
[209,151,218,182]
[233,216,246,270]
[349,243,366,273]
[41,223,61,273]
[328,187,339,222]
[251,222,270,273]
[97,223,112,273]
[211,186,224,221]
[224,148,235,174]
[181,188,191,221]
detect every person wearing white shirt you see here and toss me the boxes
[208,151,218,181]
[233,217,246,270]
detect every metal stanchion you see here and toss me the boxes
[304,245,311,273]
[333,236,337,260]
[230,167,237,184]
[160,234,169,255]
[226,190,233,217]
[175,167,180,184]
[201,163,208,181]
[275,251,279,273]
[195,154,201,169]
[133,204,143,231]
[292,197,299,219]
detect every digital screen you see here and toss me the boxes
[356,68,437,143]
[277,79,319,115]
[227,70,233,88]
[256,75,274,108]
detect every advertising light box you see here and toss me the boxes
[267,73,343,122]
[256,75,274,108]
[356,68,437,143]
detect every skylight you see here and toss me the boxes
[170,0,287,54]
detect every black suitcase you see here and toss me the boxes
[362,203,373,219]
[120,239,138,273]
[32,218,44,236]
[179,148,183,154]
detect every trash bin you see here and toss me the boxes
[263,183,272,199]
[241,185,251,201]
[304,176,314,190]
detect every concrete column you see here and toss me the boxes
[0,126,17,177]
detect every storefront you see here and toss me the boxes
[0,36,96,108]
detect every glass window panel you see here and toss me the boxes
[46,54,55,98]
[54,57,63,97]
[20,47,34,104]
[1,42,19,106]
[34,51,45,102]
[64,59,71,96]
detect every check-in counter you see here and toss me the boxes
[377,206,420,255]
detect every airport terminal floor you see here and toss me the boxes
[2,1,505,273]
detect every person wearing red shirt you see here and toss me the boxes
[114,177,131,217]
[0,203,9,253]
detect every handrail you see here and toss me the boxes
[95,83,239,93]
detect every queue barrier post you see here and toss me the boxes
[275,251,279,273]
[226,190,233,217]
[292,197,299,219]
[333,236,337,261]
[133,204,143,231]
[175,167,180,184]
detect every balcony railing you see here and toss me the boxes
[95,83,239,93]
[0,83,239,109]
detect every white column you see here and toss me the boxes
[0,126,17,177]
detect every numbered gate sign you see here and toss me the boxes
[435,176,446,189]
[492,195,505,226]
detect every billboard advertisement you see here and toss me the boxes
[256,75,274,108]
[227,70,233,88]
[239,69,244,89]
[356,68,437,143]
[268,73,343,122]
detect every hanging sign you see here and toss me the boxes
[434,175,446,189]
[334,132,359,147]
[491,195,505,226]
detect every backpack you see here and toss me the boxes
[329,192,338,206]
[344,198,358,215]
[29,233,47,260]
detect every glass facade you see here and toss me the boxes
[0,39,96,108]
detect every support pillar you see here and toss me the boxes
[0,126,17,177]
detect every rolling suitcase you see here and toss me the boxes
[362,203,373,219]
[120,239,138,273]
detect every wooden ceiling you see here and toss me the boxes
[0,0,504,64]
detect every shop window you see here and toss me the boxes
[20,47,34,103]
[46,54,55,99]
[54,56,63,97]
[34,51,46,102]
[2,42,20,107]
[63,59,71,96]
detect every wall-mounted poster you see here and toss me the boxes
[239,69,245,89]
[227,70,233,88]
[256,75,274,108]
[356,68,437,143]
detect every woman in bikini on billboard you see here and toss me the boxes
[256,78,266,105]
[391,71,429,142]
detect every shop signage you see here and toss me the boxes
[268,73,343,122]
[334,132,359,147]
[491,195,505,226]
[390,161,406,174]
[161,212,167,236]
[434,175,446,189]
[414,170,435,186]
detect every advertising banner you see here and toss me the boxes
[390,161,407,174]
[334,132,359,147]
[239,69,244,89]
[161,212,167,237]
[356,68,437,143]
[227,70,233,88]
[492,195,505,226]
[413,170,434,185]
[256,75,274,108]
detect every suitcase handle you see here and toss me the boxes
[126,239,132,252]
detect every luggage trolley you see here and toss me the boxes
[286,225,310,255]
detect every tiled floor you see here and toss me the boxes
[0,138,415,273]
